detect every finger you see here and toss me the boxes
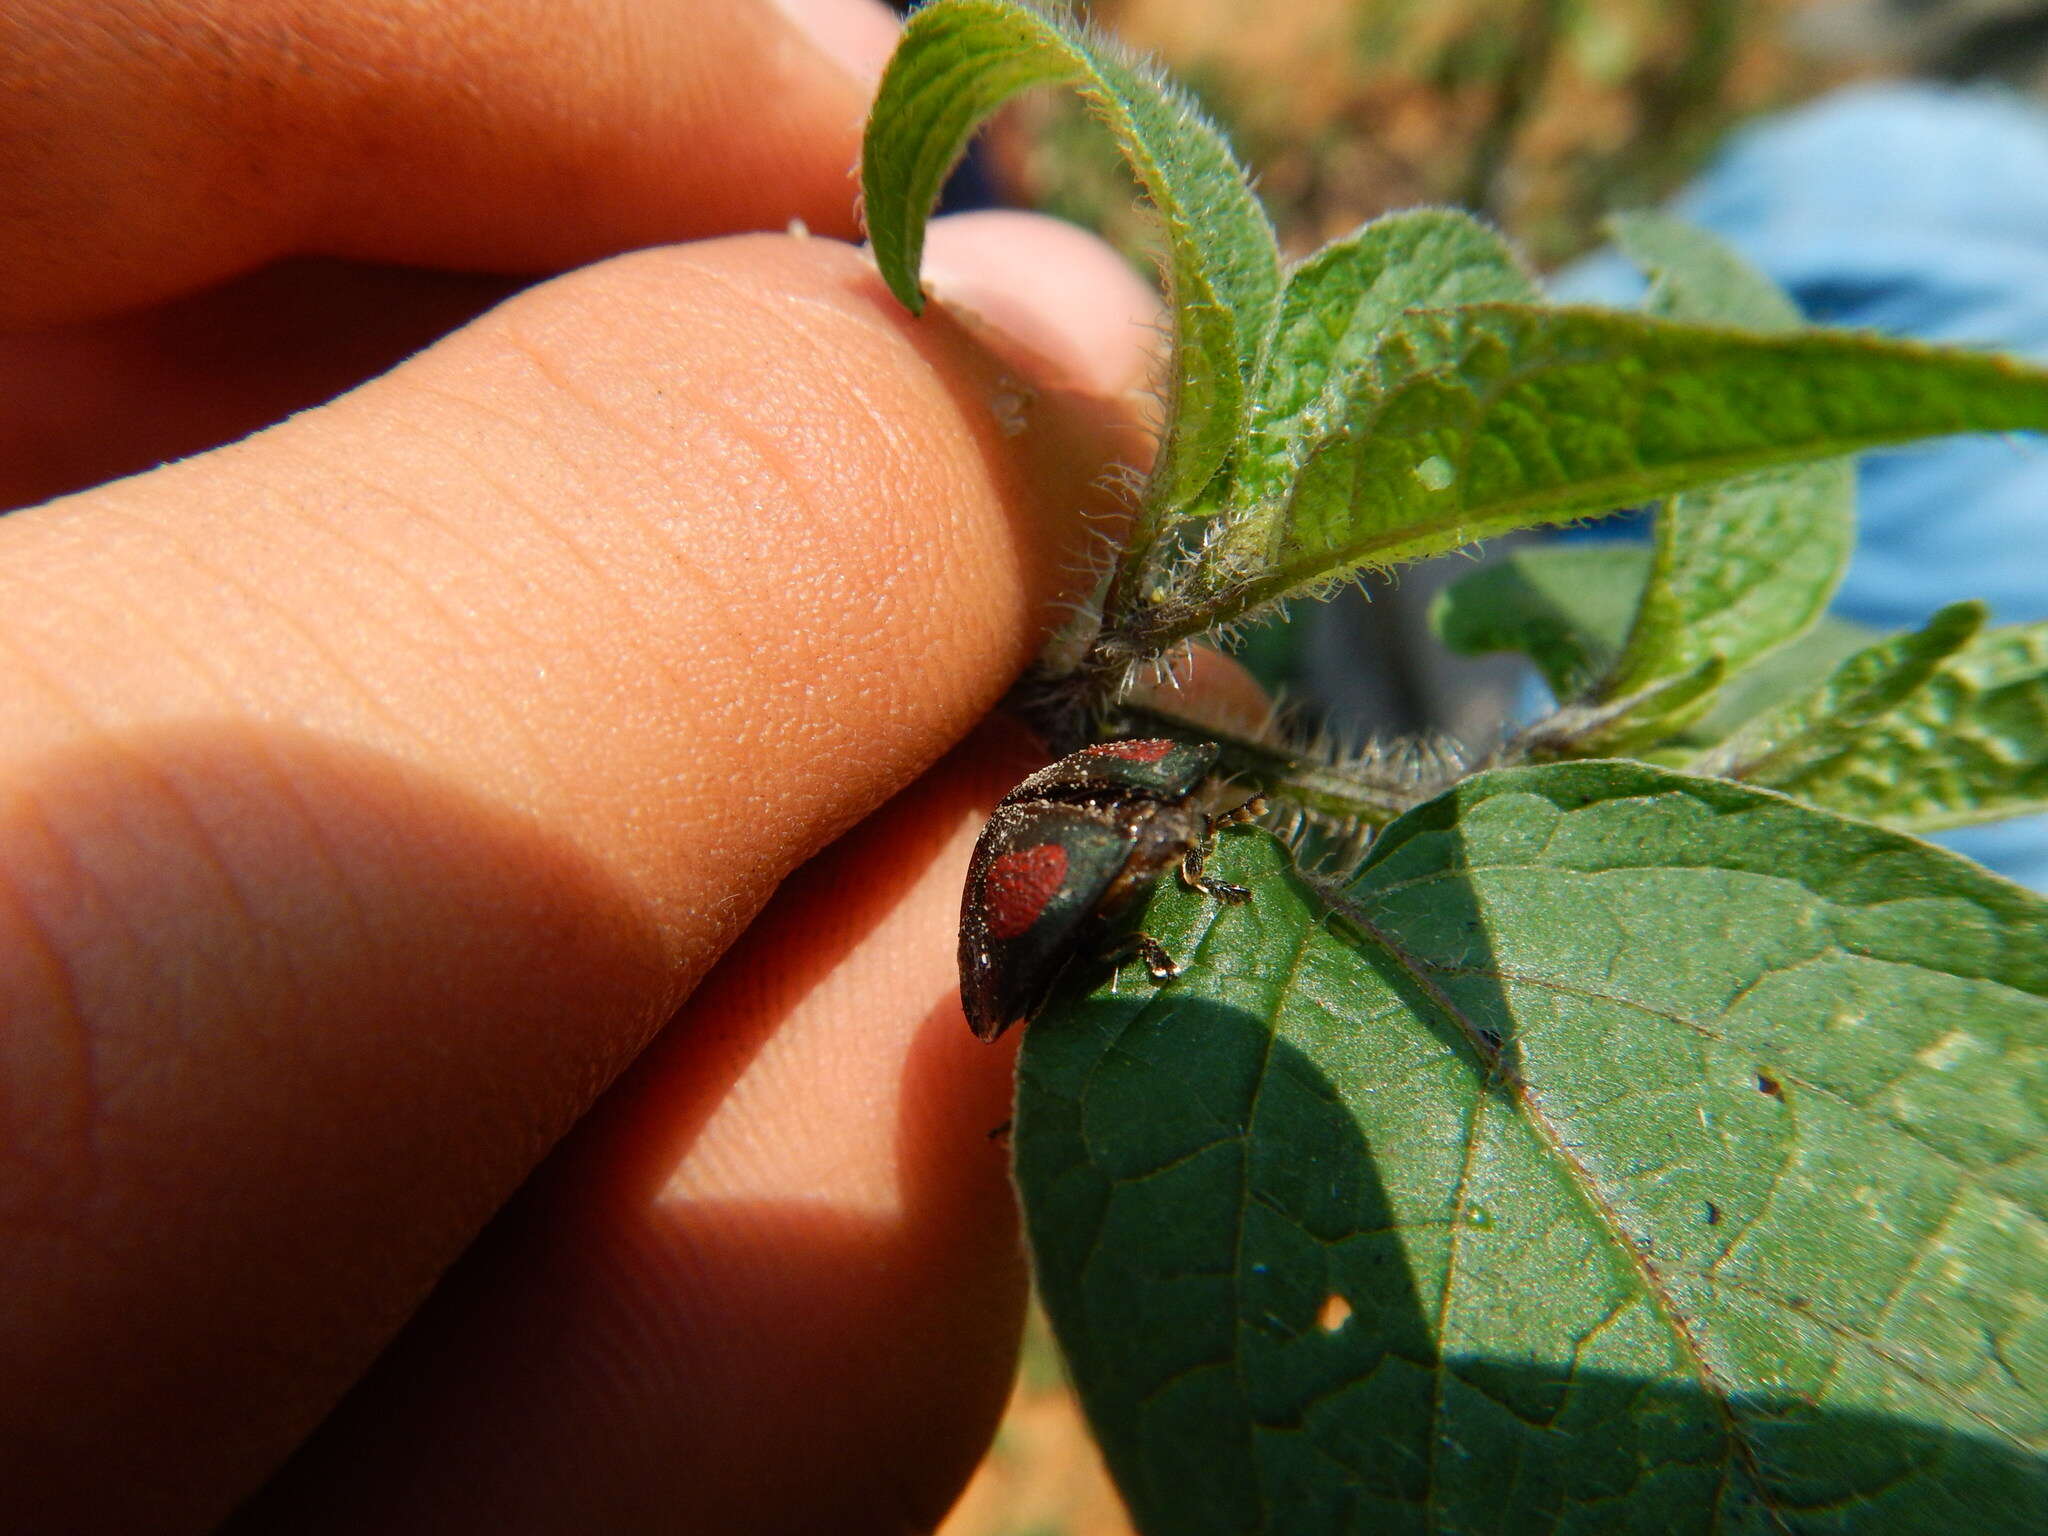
[238,726,1040,1535]
[1132,645,1280,737]
[0,214,1162,1528]
[0,261,526,512]
[0,206,1168,516]
[242,653,1262,1531]
[242,525,1242,1527]
[1,0,901,327]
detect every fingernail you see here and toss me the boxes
[770,0,901,89]
[919,211,1168,400]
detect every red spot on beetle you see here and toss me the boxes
[985,843,1068,939]
[1085,739,1174,764]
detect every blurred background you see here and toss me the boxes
[919,3,2048,1530]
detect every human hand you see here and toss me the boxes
[0,2,1166,1529]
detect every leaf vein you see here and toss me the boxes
[1336,896,1797,1532]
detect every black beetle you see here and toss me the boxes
[957,739,1264,1041]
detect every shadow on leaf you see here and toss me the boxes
[1018,983,2044,1535]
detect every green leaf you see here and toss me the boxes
[1429,542,1650,698]
[1704,602,1986,786]
[1151,305,2048,649]
[860,0,1280,525]
[1555,652,1727,759]
[1718,613,2048,832]
[1017,763,2048,1533]
[1600,215,1856,709]
[1611,209,1803,331]
[1677,612,1882,748]
[1224,210,1540,526]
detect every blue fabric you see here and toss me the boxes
[1552,83,2048,888]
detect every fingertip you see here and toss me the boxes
[769,0,902,89]
[1139,646,1280,739]
[917,211,1168,407]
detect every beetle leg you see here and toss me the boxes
[1180,841,1252,904]
[1134,933,1180,980]
[1213,793,1268,830]
[1104,930,1181,981]
[1179,793,1266,904]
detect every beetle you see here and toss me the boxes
[958,738,1265,1041]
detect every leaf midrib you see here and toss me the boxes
[1333,893,1794,1532]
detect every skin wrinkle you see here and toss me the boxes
[107,503,442,774]
[279,448,714,793]
[261,435,628,817]
[483,268,1040,925]
[90,755,284,1038]
[0,588,109,728]
[601,251,935,456]
[7,495,253,692]
[210,732,382,1017]
[4,483,409,747]
[0,0,1216,1514]
[0,561,337,1081]
[357,378,695,649]
[643,408,924,635]
[225,742,1030,1530]
[0,749,671,1531]
[676,262,941,482]
[114,444,730,919]
[7,768,280,1240]
[227,440,576,752]
[0,796,103,1218]
[675,246,1056,499]
[482,311,711,480]
[464,254,1039,757]
[18,444,704,1089]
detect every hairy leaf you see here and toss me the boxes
[1613,209,1802,331]
[1017,764,2048,1533]
[1225,210,1540,525]
[1677,613,1882,748]
[1704,603,1986,785]
[1550,654,1727,760]
[1601,215,1856,709]
[1154,305,2048,648]
[860,0,1279,527]
[1720,614,2048,832]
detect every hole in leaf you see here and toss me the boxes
[1318,1293,1353,1333]
[1414,454,1454,490]
[1755,1070,1783,1097]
